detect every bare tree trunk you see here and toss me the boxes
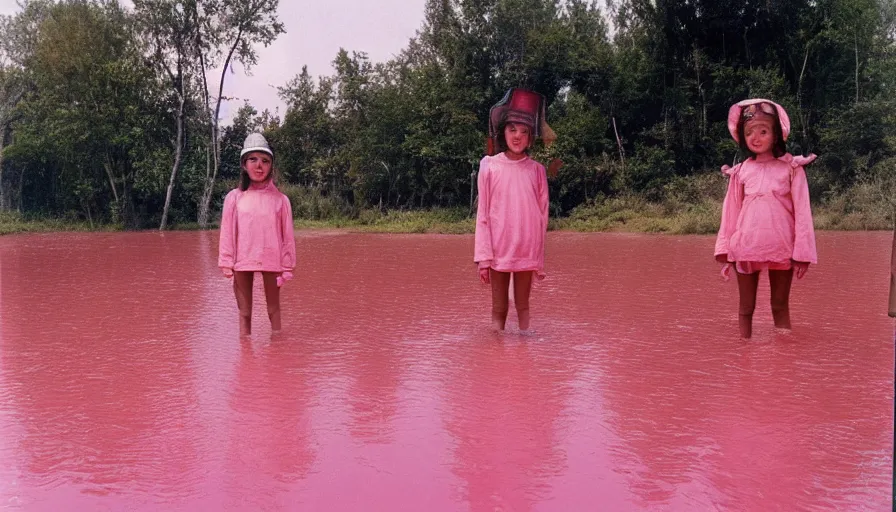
[791,43,813,154]
[469,166,475,216]
[160,77,186,230]
[103,157,120,204]
[83,200,94,229]
[693,48,706,137]
[379,160,392,207]
[197,63,213,225]
[197,118,215,226]
[194,13,214,227]
[612,116,626,171]
[193,8,214,227]
[197,163,214,226]
[198,28,245,227]
[854,30,860,105]
[702,98,707,137]
[196,113,217,226]
[722,33,726,61]
[16,164,23,213]
[797,45,811,145]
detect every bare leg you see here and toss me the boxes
[736,269,759,339]
[512,271,534,330]
[489,269,511,331]
[233,271,254,336]
[769,268,794,330]
[261,272,282,332]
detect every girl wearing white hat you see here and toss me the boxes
[218,133,296,336]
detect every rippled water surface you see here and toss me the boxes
[0,230,892,511]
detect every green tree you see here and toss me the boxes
[9,0,167,227]
[0,0,51,212]
[134,0,206,229]
[274,66,336,186]
[195,0,285,227]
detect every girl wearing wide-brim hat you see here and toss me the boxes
[714,99,818,339]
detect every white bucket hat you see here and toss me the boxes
[240,132,274,159]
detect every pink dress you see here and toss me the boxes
[218,181,296,274]
[474,153,549,278]
[715,154,818,274]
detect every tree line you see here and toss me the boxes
[0,0,893,229]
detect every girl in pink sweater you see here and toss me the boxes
[715,99,818,338]
[219,133,296,336]
[475,88,554,333]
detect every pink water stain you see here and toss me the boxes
[0,229,892,511]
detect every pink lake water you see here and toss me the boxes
[0,230,892,511]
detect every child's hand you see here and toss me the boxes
[720,263,731,282]
[277,271,294,287]
[222,267,233,278]
[793,261,809,279]
[479,267,490,284]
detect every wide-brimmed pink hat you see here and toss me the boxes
[727,98,791,143]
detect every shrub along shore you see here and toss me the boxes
[2,178,892,236]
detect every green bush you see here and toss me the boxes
[280,183,354,220]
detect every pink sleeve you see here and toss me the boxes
[218,190,238,269]
[280,194,296,270]
[539,163,549,230]
[473,157,493,268]
[790,166,817,264]
[714,165,743,257]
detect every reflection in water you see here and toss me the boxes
[442,339,573,512]
[0,233,203,509]
[701,342,892,511]
[332,237,406,445]
[0,230,891,511]
[583,233,894,510]
[222,338,316,509]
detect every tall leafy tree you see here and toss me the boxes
[195,0,285,227]
[134,0,204,229]
[10,0,166,226]
[0,0,51,211]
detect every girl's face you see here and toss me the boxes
[743,118,776,157]
[503,122,532,158]
[243,151,273,182]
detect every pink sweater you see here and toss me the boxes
[218,181,296,273]
[474,153,549,278]
[715,153,818,266]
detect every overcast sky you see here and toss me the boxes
[0,0,427,124]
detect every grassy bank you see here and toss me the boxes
[283,173,894,234]
[0,212,104,235]
[2,182,892,236]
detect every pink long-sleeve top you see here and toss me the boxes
[715,153,818,269]
[218,180,296,273]
[474,153,549,278]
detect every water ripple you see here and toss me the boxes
[0,230,891,511]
